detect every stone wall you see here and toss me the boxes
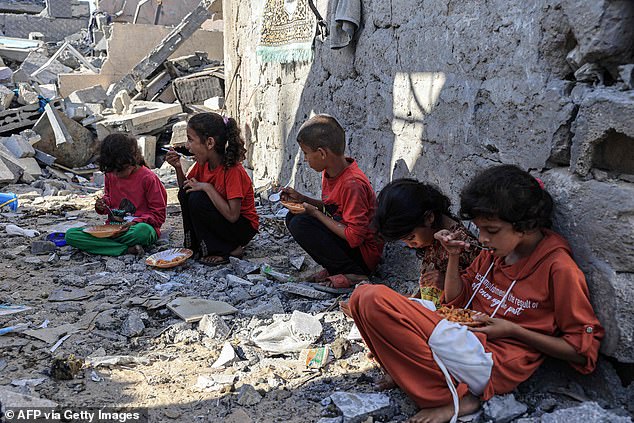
[0,13,88,41]
[224,0,634,362]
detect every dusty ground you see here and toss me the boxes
[0,180,420,423]
[1,177,632,423]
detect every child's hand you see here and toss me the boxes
[281,187,304,203]
[301,203,318,216]
[183,178,211,193]
[95,197,107,213]
[469,315,518,339]
[434,229,469,256]
[165,149,182,169]
[420,269,443,288]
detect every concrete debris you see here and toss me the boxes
[211,341,239,368]
[1,134,36,158]
[329,392,393,423]
[120,313,146,337]
[198,313,231,339]
[483,394,528,423]
[230,256,260,277]
[236,384,263,406]
[172,68,224,106]
[278,282,333,300]
[30,239,56,255]
[167,297,238,322]
[540,402,631,423]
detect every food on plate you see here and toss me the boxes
[436,305,484,326]
[280,200,305,213]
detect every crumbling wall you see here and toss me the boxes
[226,0,634,362]
[0,13,88,41]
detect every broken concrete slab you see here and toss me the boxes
[106,0,219,100]
[329,392,393,423]
[277,282,333,300]
[0,65,12,81]
[31,240,56,255]
[170,121,188,147]
[539,401,631,423]
[67,84,107,105]
[15,50,72,85]
[33,103,98,168]
[0,144,25,182]
[16,157,41,177]
[0,158,17,184]
[0,35,42,62]
[173,69,224,105]
[204,96,225,110]
[1,134,35,158]
[58,22,224,96]
[95,101,183,139]
[167,297,238,323]
[48,288,92,302]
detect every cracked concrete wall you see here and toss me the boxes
[225,0,634,362]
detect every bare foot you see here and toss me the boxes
[376,372,396,390]
[127,244,144,257]
[407,393,480,423]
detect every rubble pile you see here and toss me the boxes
[0,0,224,188]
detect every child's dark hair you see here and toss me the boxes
[187,112,246,167]
[296,114,345,155]
[374,178,452,241]
[98,133,145,173]
[460,165,553,232]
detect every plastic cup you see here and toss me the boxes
[0,193,18,212]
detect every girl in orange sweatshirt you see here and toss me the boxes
[348,165,603,423]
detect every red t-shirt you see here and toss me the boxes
[101,166,167,236]
[322,158,384,272]
[187,162,259,231]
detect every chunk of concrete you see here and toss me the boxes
[0,66,12,81]
[0,158,17,184]
[31,240,56,255]
[198,313,230,340]
[67,84,108,105]
[230,256,260,277]
[33,103,98,168]
[167,297,238,323]
[540,402,631,423]
[121,313,145,337]
[211,341,238,368]
[329,392,393,423]
[0,85,14,110]
[137,135,156,168]
[17,83,39,105]
[34,149,56,166]
[570,88,634,176]
[1,134,36,158]
[562,1,634,74]
[203,96,225,110]
[170,121,188,147]
[618,64,634,90]
[173,70,224,105]
[0,144,25,182]
[236,384,262,406]
[483,394,528,423]
[277,282,333,300]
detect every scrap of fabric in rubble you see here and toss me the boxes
[329,0,361,49]
[257,0,317,63]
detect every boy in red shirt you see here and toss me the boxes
[282,114,383,292]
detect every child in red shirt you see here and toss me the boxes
[65,134,167,256]
[348,165,603,423]
[282,114,383,291]
[165,113,258,265]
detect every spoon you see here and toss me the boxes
[161,147,184,157]
[268,181,291,202]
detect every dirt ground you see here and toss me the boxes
[0,182,420,423]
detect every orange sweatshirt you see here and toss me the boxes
[446,229,604,399]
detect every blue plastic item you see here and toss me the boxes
[46,232,67,247]
[0,193,18,212]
